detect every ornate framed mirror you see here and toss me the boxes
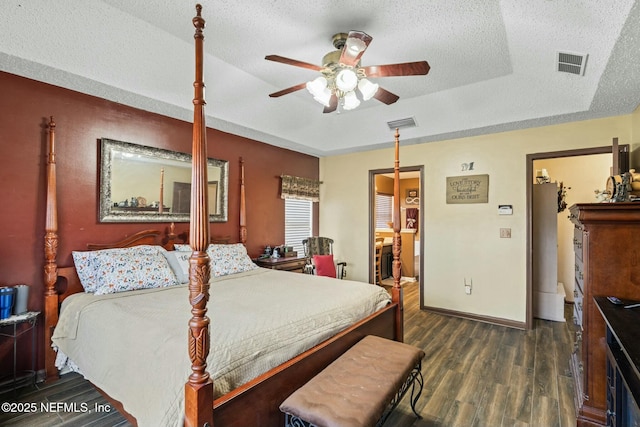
[99,138,228,223]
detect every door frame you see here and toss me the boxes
[525,144,627,328]
[368,165,424,308]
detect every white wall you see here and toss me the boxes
[320,114,634,324]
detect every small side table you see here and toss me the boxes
[0,311,39,393]
[254,256,307,273]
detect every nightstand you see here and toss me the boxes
[254,256,307,272]
[0,311,39,393]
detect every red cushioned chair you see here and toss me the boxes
[302,237,346,279]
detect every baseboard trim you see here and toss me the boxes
[422,305,526,330]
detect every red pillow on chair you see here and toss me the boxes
[313,255,336,278]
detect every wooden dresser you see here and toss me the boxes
[569,203,640,426]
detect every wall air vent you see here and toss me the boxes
[387,117,417,131]
[557,52,588,76]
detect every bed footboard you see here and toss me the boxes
[212,303,399,427]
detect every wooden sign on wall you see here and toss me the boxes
[446,174,489,204]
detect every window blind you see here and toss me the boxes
[285,199,312,254]
[375,194,393,228]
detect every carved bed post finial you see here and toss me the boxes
[44,116,60,381]
[392,128,404,342]
[193,4,204,40]
[185,5,214,427]
[239,157,247,245]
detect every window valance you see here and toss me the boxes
[280,175,320,202]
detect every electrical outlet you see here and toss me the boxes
[500,228,511,238]
[465,285,472,295]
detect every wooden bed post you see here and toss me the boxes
[44,116,60,381]
[392,128,404,342]
[185,5,214,427]
[239,157,247,245]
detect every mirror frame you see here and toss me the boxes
[99,138,228,223]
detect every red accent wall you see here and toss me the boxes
[0,71,319,374]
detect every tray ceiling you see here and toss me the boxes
[1,0,639,156]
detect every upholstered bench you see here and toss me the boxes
[279,335,425,427]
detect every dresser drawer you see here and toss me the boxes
[574,256,584,293]
[573,226,584,261]
[573,300,583,330]
[573,281,584,329]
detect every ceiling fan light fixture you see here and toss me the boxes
[335,69,358,92]
[342,91,360,110]
[266,30,429,113]
[358,78,379,101]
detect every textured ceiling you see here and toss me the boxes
[1,0,639,157]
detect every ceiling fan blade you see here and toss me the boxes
[268,83,307,98]
[265,55,323,71]
[339,31,373,67]
[323,94,338,113]
[362,61,430,78]
[374,87,400,105]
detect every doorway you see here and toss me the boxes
[525,144,627,328]
[368,166,424,307]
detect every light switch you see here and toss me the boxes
[500,228,511,238]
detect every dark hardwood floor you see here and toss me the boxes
[0,282,575,426]
[386,283,576,427]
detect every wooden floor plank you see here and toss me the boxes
[441,400,477,427]
[473,382,509,427]
[558,375,577,427]
[531,394,561,427]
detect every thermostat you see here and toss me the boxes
[498,205,513,215]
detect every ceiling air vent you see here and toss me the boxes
[387,117,417,131]
[557,52,588,76]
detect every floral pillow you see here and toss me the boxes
[72,245,179,294]
[168,243,257,278]
[162,250,191,284]
[207,243,258,277]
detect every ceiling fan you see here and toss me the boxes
[265,31,430,113]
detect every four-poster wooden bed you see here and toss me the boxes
[43,5,406,427]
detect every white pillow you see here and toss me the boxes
[162,250,191,284]
[72,245,179,294]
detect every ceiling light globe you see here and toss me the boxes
[335,69,358,92]
[358,78,379,101]
[306,76,328,97]
[343,91,361,110]
[313,88,332,107]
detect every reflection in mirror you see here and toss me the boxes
[99,138,228,223]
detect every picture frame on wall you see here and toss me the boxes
[406,188,419,205]
[446,174,489,204]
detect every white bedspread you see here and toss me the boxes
[52,268,391,427]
